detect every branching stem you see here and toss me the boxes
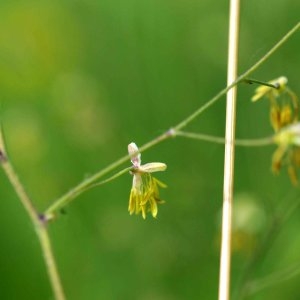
[45,22,299,217]
[176,131,274,146]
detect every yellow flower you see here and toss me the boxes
[272,123,300,185]
[251,76,299,132]
[128,142,167,219]
[273,123,300,147]
[251,76,288,102]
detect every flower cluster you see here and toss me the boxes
[252,77,300,184]
[252,76,298,132]
[273,123,300,185]
[128,142,167,219]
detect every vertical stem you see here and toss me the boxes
[218,1,240,300]
[0,127,66,300]
[37,226,66,300]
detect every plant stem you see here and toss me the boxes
[175,131,274,146]
[45,167,132,216]
[219,1,240,300]
[44,131,171,216]
[37,226,66,300]
[243,78,279,89]
[0,127,65,300]
[173,22,299,132]
[45,23,299,216]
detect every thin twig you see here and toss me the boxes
[45,166,132,216]
[44,23,300,217]
[44,131,172,216]
[175,131,274,146]
[0,125,65,300]
[37,226,66,300]
[173,22,299,132]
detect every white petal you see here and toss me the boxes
[139,162,167,173]
[128,142,141,167]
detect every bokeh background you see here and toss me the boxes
[0,0,299,299]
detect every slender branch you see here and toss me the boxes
[173,22,299,132]
[82,167,133,190]
[243,78,279,89]
[234,137,274,147]
[43,22,300,218]
[237,23,299,82]
[44,131,172,216]
[37,226,66,300]
[45,167,132,216]
[175,131,275,146]
[0,129,38,226]
[218,1,240,300]
[0,126,65,300]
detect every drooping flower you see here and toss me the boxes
[250,77,300,184]
[128,142,167,219]
[272,123,300,185]
[273,123,300,147]
[251,76,288,102]
[251,76,298,132]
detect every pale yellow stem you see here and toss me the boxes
[219,1,240,300]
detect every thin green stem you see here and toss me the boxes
[37,226,66,300]
[45,22,299,217]
[2,160,39,226]
[44,131,171,216]
[176,130,275,146]
[45,167,132,217]
[234,137,274,147]
[83,167,133,189]
[0,126,65,300]
[173,22,299,132]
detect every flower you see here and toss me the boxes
[128,142,167,219]
[250,77,300,184]
[251,76,299,132]
[273,123,300,147]
[272,123,300,185]
[251,76,288,102]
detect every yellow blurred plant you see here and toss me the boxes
[252,77,300,184]
[251,76,298,132]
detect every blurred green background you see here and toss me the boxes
[0,0,299,299]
